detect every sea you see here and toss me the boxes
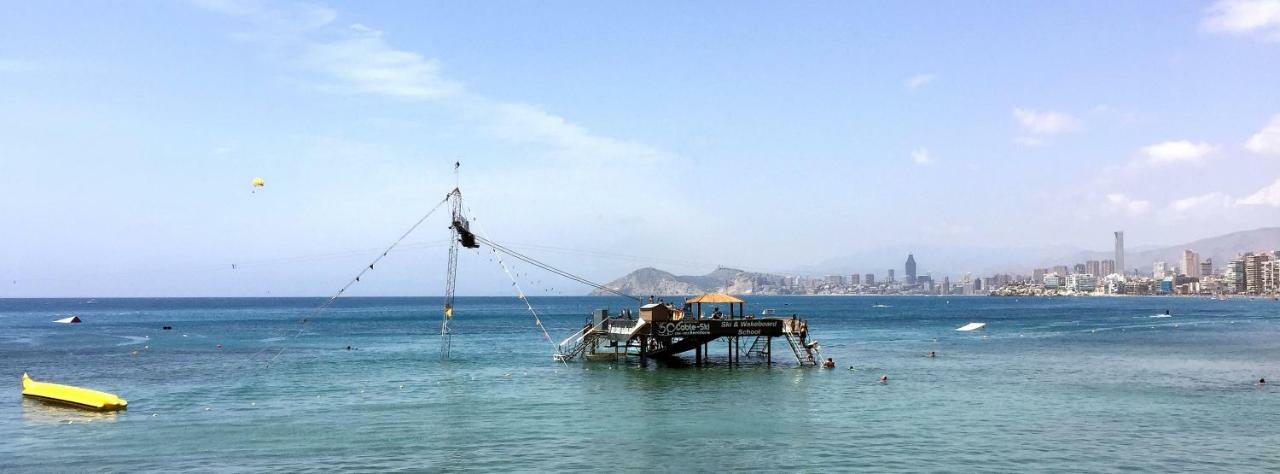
[2,295,1278,472]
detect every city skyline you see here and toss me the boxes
[693,239,1280,297]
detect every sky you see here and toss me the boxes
[2,0,1280,297]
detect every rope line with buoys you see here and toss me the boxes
[242,193,453,368]
[466,214,565,363]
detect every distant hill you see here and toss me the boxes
[591,267,784,297]
[1068,227,1280,272]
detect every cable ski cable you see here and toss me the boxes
[472,235,642,302]
[255,193,453,367]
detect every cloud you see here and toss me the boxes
[911,148,933,165]
[1246,114,1280,155]
[1104,193,1150,216]
[303,24,462,100]
[483,102,669,163]
[1238,178,1280,206]
[1139,140,1217,165]
[1013,108,1080,145]
[1170,192,1233,212]
[1202,0,1280,42]
[904,74,934,89]
[1013,108,1081,135]
[196,1,665,166]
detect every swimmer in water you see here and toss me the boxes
[822,358,835,369]
[879,375,888,383]
[1261,378,1267,385]
[928,351,936,358]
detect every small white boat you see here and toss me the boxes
[53,316,82,324]
[956,322,986,332]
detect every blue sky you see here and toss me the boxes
[3,0,1280,296]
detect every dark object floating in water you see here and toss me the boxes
[53,316,81,324]
[162,326,172,330]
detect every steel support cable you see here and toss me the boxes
[472,235,642,302]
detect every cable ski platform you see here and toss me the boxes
[555,294,820,366]
[253,177,819,367]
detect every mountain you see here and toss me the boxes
[591,267,784,297]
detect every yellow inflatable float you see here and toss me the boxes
[21,373,128,411]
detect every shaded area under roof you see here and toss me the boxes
[685,293,745,304]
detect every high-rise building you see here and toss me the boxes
[1227,257,1246,293]
[1101,259,1116,276]
[905,254,917,285]
[1182,249,1201,278]
[1153,261,1168,279]
[825,275,844,286]
[1073,263,1086,274]
[1245,253,1272,294]
[865,273,875,286]
[888,269,895,283]
[849,274,860,285]
[1200,259,1214,278]
[1115,231,1125,276]
[1085,260,1101,276]
[1262,259,1280,294]
[1052,265,1070,276]
[1032,268,1047,282]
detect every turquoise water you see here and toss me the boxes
[2,296,1279,472]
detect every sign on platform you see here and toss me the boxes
[651,319,784,337]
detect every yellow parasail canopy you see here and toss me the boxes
[685,293,746,304]
[251,177,265,188]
